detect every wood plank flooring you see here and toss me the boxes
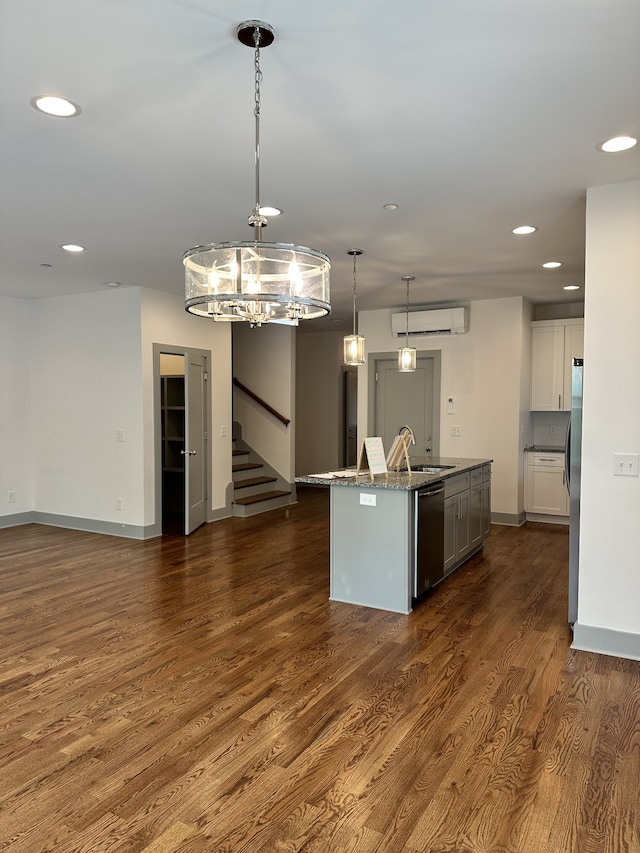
[0,487,639,852]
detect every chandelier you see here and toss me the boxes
[398,275,417,372]
[184,21,331,327]
[343,249,366,365]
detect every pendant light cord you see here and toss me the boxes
[405,276,410,345]
[352,252,358,336]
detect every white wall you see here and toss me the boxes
[359,297,528,519]
[576,179,640,651]
[140,287,232,518]
[232,323,295,481]
[30,288,145,525]
[12,287,230,534]
[295,330,345,475]
[0,295,33,516]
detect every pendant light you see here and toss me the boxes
[343,249,366,365]
[398,275,417,372]
[183,21,331,327]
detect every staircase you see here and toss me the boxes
[232,424,294,517]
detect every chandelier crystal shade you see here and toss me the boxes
[398,275,417,372]
[183,21,331,327]
[343,249,366,365]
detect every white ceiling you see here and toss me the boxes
[1,0,639,331]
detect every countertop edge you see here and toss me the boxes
[295,457,493,490]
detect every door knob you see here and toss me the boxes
[181,449,197,456]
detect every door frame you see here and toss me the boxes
[367,349,442,455]
[153,343,212,535]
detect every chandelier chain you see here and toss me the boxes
[253,31,262,119]
[253,27,263,221]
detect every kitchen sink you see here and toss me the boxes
[403,464,455,473]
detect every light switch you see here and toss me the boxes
[613,453,639,477]
[451,425,462,437]
[447,397,455,414]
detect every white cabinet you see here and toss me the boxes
[530,319,583,411]
[525,452,568,516]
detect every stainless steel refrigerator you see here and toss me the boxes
[565,358,583,625]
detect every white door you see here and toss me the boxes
[184,353,207,534]
[374,357,435,457]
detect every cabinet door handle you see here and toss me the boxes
[558,394,562,410]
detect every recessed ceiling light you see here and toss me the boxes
[31,95,81,118]
[259,206,282,216]
[383,203,399,211]
[597,136,637,153]
[105,281,121,288]
[542,261,562,269]
[563,284,581,291]
[512,225,537,235]
[61,244,86,253]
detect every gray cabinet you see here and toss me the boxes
[443,472,471,574]
[481,466,491,538]
[444,465,491,575]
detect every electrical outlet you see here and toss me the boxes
[116,497,123,511]
[360,493,376,506]
[220,425,227,438]
[115,429,125,442]
[8,490,16,503]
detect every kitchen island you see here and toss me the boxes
[296,457,492,614]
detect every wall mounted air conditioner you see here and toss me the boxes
[391,307,469,337]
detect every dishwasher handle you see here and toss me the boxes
[418,486,445,498]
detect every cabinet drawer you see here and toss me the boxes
[482,464,491,481]
[445,472,470,497]
[470,468,483,486]
[528,452,564,467]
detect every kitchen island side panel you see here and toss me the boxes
[330,485,413,614]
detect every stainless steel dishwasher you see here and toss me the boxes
[414,482,445,598]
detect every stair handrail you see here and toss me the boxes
[232,377,291,427]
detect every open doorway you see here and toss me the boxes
[154,344,211,535]
[343,367,358,467]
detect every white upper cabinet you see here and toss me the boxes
[530,319,584,411]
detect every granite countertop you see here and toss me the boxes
[295,457,492,491]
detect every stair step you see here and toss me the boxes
[233,462,263,473]
[232,449,249,457]
[233,489,291,507]
[234,476,277,491]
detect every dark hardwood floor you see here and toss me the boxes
[1,487,638,852]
